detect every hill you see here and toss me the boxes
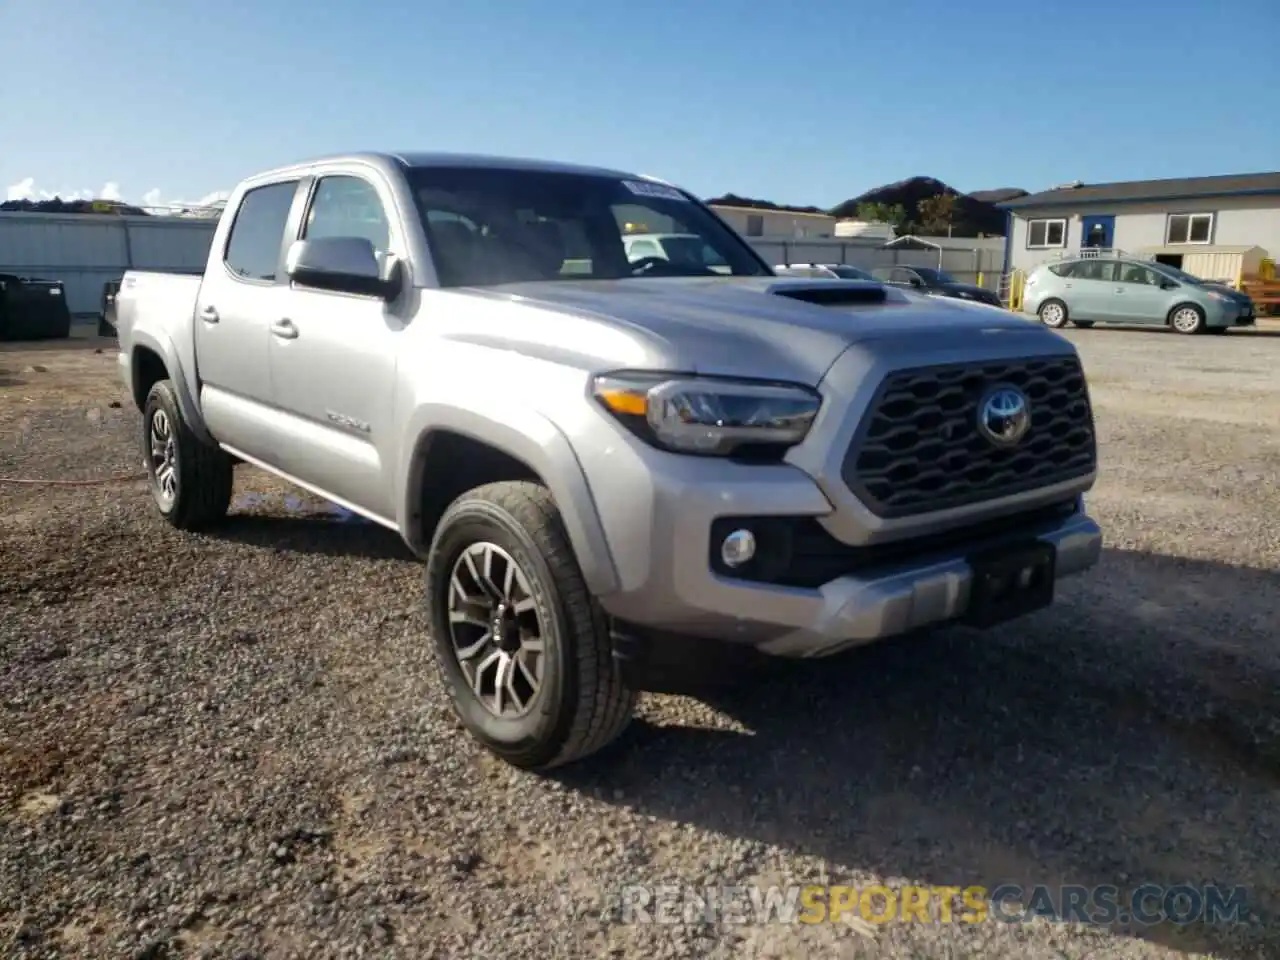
[829,176,1018,237]
[702,193,829,216]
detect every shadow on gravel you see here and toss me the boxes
[208,514,414,562]
[0,368,26,387]
[554,547,1280,958]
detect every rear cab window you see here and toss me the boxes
[223,181,300,282]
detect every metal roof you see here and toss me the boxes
[998,171,1280,209]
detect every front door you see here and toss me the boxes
[268,173,403,522]
[1112,262,1172,325]
[1081,215,1115,251]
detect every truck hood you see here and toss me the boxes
[466,276,1051,385]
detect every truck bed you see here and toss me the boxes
[114,270,203,347]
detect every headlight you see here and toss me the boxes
[592,372,821,457]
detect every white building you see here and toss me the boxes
[834,219,896,240]
[708,204,837,238]
[999,171,1280,281]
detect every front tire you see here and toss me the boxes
[142,380,233,529]
[424,480,637,770]
[1038,299,1069,328]
[1169,303,1206,335]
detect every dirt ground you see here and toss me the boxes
[2,321,1279,959]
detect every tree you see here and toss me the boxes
[917,193,958,236]
[855,202,908,231]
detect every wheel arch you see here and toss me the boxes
[128,328,216,445]
[398,404,621,598]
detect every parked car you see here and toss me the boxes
[774,263,876,281]
[1022,255,1256,335]
[622,231,732,274]
[115,151,1102,771]
[870,265,1004,308]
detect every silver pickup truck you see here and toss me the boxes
[116,151,1102,770]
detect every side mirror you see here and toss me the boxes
[909,276,924,288]
[285,237,398,300]
[1160,280,1179,290]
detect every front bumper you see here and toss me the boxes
[597,477,1101,658]
[753,509,1100,656]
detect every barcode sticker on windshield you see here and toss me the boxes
[623,180,689,202]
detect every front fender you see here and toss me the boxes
[128,326,216,447]
[396,403,621,598]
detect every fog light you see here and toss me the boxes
[721,529,756,568]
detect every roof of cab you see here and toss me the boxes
[242,151,647,184]
[391,151,642,180]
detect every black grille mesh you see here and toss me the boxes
[841,355,1096,518]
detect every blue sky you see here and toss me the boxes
[3,0,1277,210]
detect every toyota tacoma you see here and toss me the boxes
[115,151,1102,770]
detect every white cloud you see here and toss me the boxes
[6,177,36,201]
[5,178,229,211]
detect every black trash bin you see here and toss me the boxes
[0,273,73,341]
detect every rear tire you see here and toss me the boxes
[1169,303,1206,335]
[142,380,233,530]
[425,480,637,770]
[1038,299,1069,328]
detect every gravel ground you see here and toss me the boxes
[2,323,1279,959]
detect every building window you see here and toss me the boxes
[745,214,764,237]
[1026,218,1067,249]
[1166,212,1213,245]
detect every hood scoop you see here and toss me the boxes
[765,280,889,307]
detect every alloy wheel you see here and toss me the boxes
[1171,307,1202,333]
[1040,302,1066,327]
[446,542,546,719]
[148,409,178,506]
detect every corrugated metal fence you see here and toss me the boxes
[755,238,1007,291]
[0,212,217,316]
[0,211,1009,319]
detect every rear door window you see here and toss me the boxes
[223,181,299,282]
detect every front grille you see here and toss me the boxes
[842,355,1096,518]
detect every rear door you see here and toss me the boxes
[266,172,404,520]
[1062,259,1120,321]
[194,178,304,461]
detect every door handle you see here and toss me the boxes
[199,305,219,324]
[271,318,298,340]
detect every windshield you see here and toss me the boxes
[1154,264,1205,286]
[913,267,956,284]
[407,167,770,286]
